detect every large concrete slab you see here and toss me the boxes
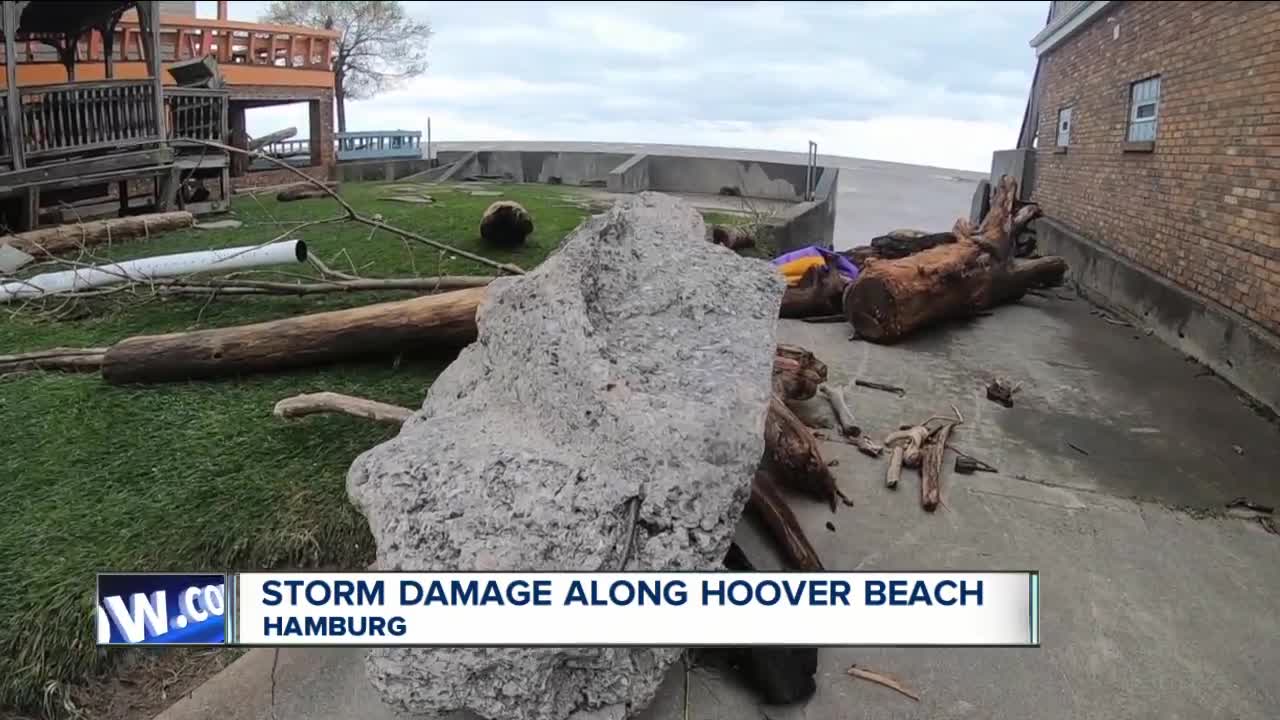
[156,293,1280,720]
[434,141,982,251]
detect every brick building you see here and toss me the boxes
[1023,0,1280,410]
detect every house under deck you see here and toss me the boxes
[0,0,231,231]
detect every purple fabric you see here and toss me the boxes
[771,246,859,282]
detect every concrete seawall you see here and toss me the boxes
[1038,216,1280,415]
[435,146,839,251]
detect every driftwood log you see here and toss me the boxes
[0,211,194,256]
[277,183,339,202]
[869,230,957,259]
[273,392,412,425]
[921,420,958,512]
[0,347,106,376]
[780,264,847,319]
[101,286,487,384]
[843,176,1064,343]
[749,467,824,571]
[764,396,841,512]
[818,384,859,437]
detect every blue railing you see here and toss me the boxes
[335,130,421,161]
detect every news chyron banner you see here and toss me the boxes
[97,573,231,646]
[235,572,1039,646]
[98,572,1038,647]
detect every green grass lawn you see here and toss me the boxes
[0,181,602,717]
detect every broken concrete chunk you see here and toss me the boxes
[0,244,35,274]
[347,192,786,720]
[380,195,434,204]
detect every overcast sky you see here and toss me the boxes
[211,1,1048,172]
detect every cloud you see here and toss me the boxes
[549,9,693,55]
[228,0,1046,172]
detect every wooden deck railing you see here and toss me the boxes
[18,80,159,159]
[165,87,228,143]
[336,131,422,161]
[14,17,338,70]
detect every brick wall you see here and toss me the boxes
[231,165,331,191]
[1034,0,1280,334]
[230,85,336,168]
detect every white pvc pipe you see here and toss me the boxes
[0,240,308,302]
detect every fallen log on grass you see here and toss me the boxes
[0,347,106,376]
[843,176,1066,343]
[277,183,339,202]
[148,275,494,296]
[0,211,195,257]
[101,286,487,384]
[273,392,412,425]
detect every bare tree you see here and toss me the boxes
[261,1,432,133]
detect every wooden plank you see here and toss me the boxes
[0,148,174,192]
[3,162,176,194]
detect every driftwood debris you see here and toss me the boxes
[101,286,487,384]
[764,396,842,512]
[818,384,860,437]
[883,426,928,489]
[780,264,847,319]
[843,176,1065,343]
[772,345,828,400]
[277,183,339,202]
[749,468,824,571]
[0,211,195,257]
[868,229,957,259]
[855,379,906,396]
[273,392,412,426]
[920,409,963,512]
[847,665,921,702]
[147,275,494,297]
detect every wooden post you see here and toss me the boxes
[59,31,76,81]
[138,1,165,141]
[102,19,116,78]
[3,1,26,170]
[216,0,228,21]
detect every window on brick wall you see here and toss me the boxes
[1056,106,1073,147]
[1127,76,1161,142]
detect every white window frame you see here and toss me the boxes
[1056,106,1074,147]
[1127,76,1161,143]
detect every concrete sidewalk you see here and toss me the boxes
[156,294,1280,720]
